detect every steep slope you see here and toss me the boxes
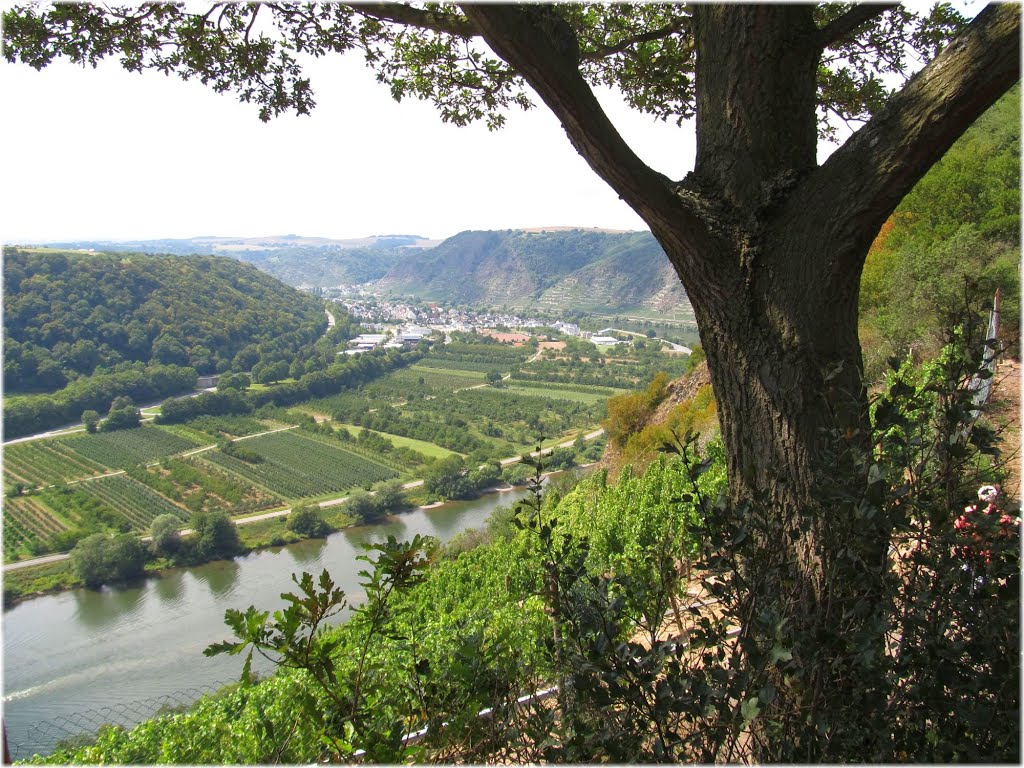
[600,361,716,478]
[375,229,693,314]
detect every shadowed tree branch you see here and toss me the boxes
[816,3,900,49]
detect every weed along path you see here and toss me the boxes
[2,429,606,574]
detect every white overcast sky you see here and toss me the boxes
[2,48,697,243]
[0,2,967,244]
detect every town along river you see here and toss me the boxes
[2,485,541,760]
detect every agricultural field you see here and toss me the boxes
[185,414,278,439]
[1,333,670,562]
[78,474,187,529]
[362,365,486,400]
[333,423,462,460]
[4,495,69,560]
[512,352,692,390]
[416,357,513,375]
[3,473,188,562]
[3,440,107,488]
[55,426,209,471]
[127,459,279,516]
[202,430,398,499]
[501,381,627,404]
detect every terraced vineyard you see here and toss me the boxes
[203,430,398,499]
[3,440,107,488]
[56,427,209,471]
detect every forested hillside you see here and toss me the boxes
[859,86,1021,378]
[3,248,327,392]
[374,229,692,314]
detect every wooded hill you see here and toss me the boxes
[373,229,692,315]
[3,248,328,393]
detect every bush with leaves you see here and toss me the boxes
[70,532,148,588]
[149,514,183,557]
[286,503,329,538]
[190,510,242,562]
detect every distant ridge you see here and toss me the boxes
[20,229,693,318]
[518,226,638,234]
[374,228,693,317]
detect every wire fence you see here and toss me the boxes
[5,681,233,763]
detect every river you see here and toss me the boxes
[2,485,537,760]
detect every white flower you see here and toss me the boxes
[978,485,999,504]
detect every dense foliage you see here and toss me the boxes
[3,248,327,390]
[860,87,1021,378]
[69,532,148,588]
[156,349,419,424]
[3,362,197,438]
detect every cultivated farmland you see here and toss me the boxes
[4,440,107,488]
[56,427,209,471]
[4,496,69,559]
[78,475,188,528]
[203,430,397,499]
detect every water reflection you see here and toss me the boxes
[152,572,185,606]
[288,536,327,566]
[191,560,240,598]
[71,583,145,630]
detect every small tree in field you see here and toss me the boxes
[287,503,329,538]
[150,514,182,557]
[81,409,100,433]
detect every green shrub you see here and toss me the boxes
[286,504,329,538]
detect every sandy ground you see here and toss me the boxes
[988,357,1021,506]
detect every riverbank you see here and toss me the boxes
[2,480,537,608]
[3,482,550,761]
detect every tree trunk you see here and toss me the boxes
[465,2,1020,760]
[658,216,892,758]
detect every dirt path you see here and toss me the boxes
[988,357,1021,505]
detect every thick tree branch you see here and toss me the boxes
[579,18,689,62]
[351,3,477,38]
[794,3,1020,277]
[816,3,899,49]
[461,4,711,261]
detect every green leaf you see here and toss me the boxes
[740,696,761,722]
